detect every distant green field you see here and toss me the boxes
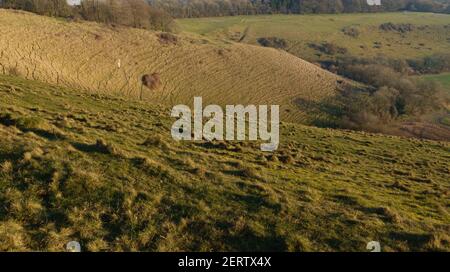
[421,73,450,91]
[178,12,450,62]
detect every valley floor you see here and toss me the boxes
[177,12,450,63]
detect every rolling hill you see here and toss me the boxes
[0,9,347,123]
[0,74,449,251]
[178,12,450,63]
[177,12,450,141]
[1,9,449,252]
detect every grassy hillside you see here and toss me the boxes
[178,12,450,62]
[0,74,449,251]
[0,9,347,124]
[421,73,450,92]
[419,73,450,130]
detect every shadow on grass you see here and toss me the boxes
[388,231,436,251]
[71,140,116,154]
[211,220,288,251]
[224,191,282,213]
[294,98,342,128]
[71,142,101,153]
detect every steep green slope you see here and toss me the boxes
[0,74,449,251]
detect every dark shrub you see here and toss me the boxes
[1,0,176,32]
[141,73,161,90]
[342,26,360,38]
[1,0,73,17]
[257,37,288,49]
[157,32,178,45]
[407,54,450,74]
[309,42,348,55]
[329,54,450,132]
[380,23,415,33]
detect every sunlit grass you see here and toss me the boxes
[0,74,449,251]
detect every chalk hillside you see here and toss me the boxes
[0,9,346,123]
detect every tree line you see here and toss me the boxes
[1,0,448,27]
[148,0,450,18]
[0,0,175,31]
[329,54,450,132]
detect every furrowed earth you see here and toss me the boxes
[0,9,346,124]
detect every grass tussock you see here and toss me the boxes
[342,26,360,38]
[94,139,120,155]
[157,32,178,45]
[0,160,13,174]
[142,135,170,149]
[257,37,288,49]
